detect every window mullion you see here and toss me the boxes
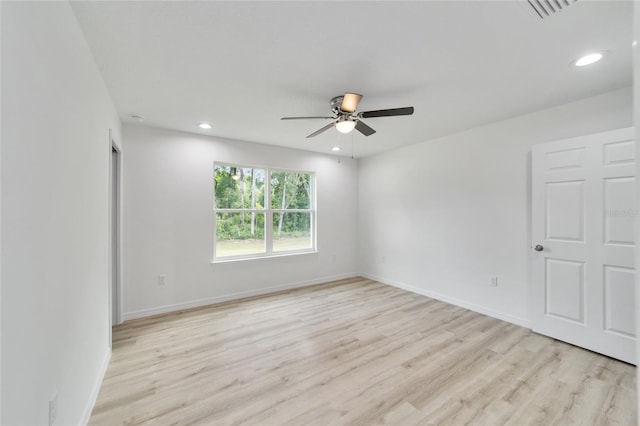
[216,209,261,213]
[271,209,312,213]
[266,168,272,254]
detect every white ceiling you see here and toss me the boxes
[71,1,633,158]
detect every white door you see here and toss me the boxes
[532,127,636,364]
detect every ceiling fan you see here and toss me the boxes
[281,93,414,138]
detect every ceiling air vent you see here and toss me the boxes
[526,0,578,19]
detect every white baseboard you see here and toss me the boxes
[361,273,531,329]
[80,347,111,425]
[123,271,530,329]
[122,272,358,321]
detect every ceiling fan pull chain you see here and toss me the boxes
[351,132,354,160]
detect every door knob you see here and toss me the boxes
[534,245,544,252]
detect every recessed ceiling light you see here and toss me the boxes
[633,41,638,47]
[131,115,144,122]
[198,122,212,129]
[332,146,341,152]
[574,52,604,67]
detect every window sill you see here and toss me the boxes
[211,249,317,264]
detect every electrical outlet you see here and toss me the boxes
[49,394,58,426]
[489,276,498,287]
[158,274,166,286]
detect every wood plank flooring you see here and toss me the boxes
[90,277,636,425]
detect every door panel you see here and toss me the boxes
[545,258,584,323]
[603,140,635,165]
[532,127,636,364]
[604,265,636,338]
[545,147,585,170]
[604,177,635,245]
[545,181,585,241]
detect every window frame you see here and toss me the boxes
[212,162,317,262]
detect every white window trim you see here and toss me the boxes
[212,162,317,263]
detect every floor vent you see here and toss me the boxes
[526,0,578,19]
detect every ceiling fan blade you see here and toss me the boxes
[341,93,363,113]
[355,120,376,136]
[306,122,335,138]
[360,106,414,118]
[281,116,333,120]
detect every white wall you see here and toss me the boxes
[1,2,121,425]
[122,124,358,318]
[0,2,3,420]
[358,88,633,327]
[633,0,640,414]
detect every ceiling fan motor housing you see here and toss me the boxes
[330,95,347,114]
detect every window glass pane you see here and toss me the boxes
[216,212,265,257]
[214,165,265,209]
[273,212,312,252]
[270,171,312,210]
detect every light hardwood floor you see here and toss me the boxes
[90,277,636,425]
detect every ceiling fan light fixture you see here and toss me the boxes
[341,93,363,113]
[336,119,356,134]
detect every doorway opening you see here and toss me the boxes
[109,137,122,340]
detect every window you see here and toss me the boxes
[213,163,315,261]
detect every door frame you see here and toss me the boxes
[108,128,123,343]
[633,0,640,389]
